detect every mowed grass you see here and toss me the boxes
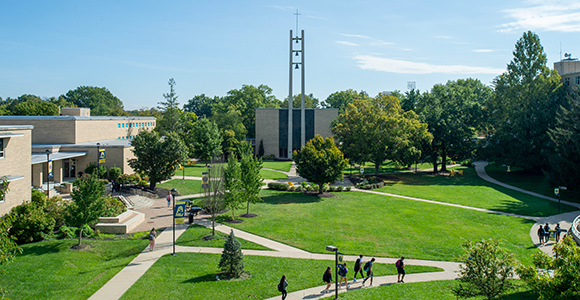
[375,166,576,217]
[0,237,149,300]
[222,190,538,264]
[158,179,203,195]
[176,224,271,250]
[485,164,580,203]
[262,160,292,171]
[260,169,288,179]
[121,253,442,300]
[322,280,535,300]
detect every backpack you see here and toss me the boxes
[355,258,361,268]
[395,260,402,268]
[277,283,283,292]
[338,264,347,277]
[363,261,371,272]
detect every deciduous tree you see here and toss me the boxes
[201,163,226,236]
[61,86,124,116]
[67,173,107,247]
[224,156,243,221]
[189,118,223,163]
[238,142,263,215]
[293,135,348,194]
[128,130,187,189]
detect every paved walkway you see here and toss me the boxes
[89,161,579,299]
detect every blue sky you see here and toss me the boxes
[2,0,580,110]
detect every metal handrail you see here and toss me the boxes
[571,215,580,245]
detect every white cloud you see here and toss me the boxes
[473,49,494,53]
[433,35,453,39]
[353,55,505,75]
[336,41,359,46]
[339,33,393,46]
[340,33,372,39]
[500,1,580,32]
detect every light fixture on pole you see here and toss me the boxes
[45,149,51,198]
[326,245,338,299]
[96,142,100,167]
[171,188,177,255]
[555,186,567,213]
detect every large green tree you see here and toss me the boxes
[322,89,369,113]
[11,95,59,116]
[293,135,348,194]
[128,130,188,189]
[281,93,320,108]
[416,78,491,172]
[60,86,124,116]
[223,156,244,220]
[67,173,107,247]
[188,118,223,163]
[212,105,247,159]
[183,94,219,118]
[547,85,580,187]
[238,142,263,215]
[484,31,565,170]
[332,94,432,174]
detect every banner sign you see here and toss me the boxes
[174,201,186,224]
[48,160,53,177]
[202,172,209,189]
[99,149,106,164]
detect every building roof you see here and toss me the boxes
[0,125,34,131]
[0,116,155,120]
[31,151,88,164]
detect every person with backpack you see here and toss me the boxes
[353,255,364,282]
[544,223,551,243]
[166,193,172,207]
[322,266,332,293]
[396,257,405,283]
[278,275,288,300]
[362,258,375,286]
[537,225,545,244]
[338,262,349,289]
[148,227,156,251]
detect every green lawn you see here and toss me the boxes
[159,179,203,195]
[260,169,288,180]
[176,224,271,250]
[323,280,535,300]
[0,237,149,300]
[262,160,292,171]
[375,166,577,217]
[180,164,214,177]
[485,163,580,203]
[121,253,441,300]
[220,190,538,264]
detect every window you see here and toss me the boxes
[565,78,570,86]
[118,123,120,128]
[0,138,4,158]
[122,123,125,128]
[576,76,580,85]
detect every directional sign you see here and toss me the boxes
[174,201,186,224]
[202,172,209,189]
[99,149,106,164]
[338,252,344,263]
[554,188,560,196]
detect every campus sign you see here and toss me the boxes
[99,149,106,164]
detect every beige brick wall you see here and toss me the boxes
[0,126,32,215]
[75,118,155,143]
[314,109,339,139]
[0,118,76,144]
[255,109,280,157]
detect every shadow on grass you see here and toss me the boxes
[182,273,217,284]
[261,191,322,205]
[18,241,69,256]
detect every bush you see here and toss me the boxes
[138,180,148,187]
[108,166,122,181]
[460,159,474,167]
[117,173,141,185]
[262,154,276,160]
[8,201,56,244]
[102,196,126,217]
[345,186,351,191]
[336,186,344,192]
[267,182,290,191]
[58,225,76,239]
[84,162,108,179]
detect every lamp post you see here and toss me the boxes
[326,245,338,299]
[171,188,177,255]
[45,149,51,198]
[96,143,100,166]
[556,186,567,213]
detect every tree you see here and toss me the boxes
[416,79,491,172]
[12,96,59,116]
[156,78,183,136]
[224,156,244,221]
[547,85,580,188]
[0,214,21,298]
[293,135,348,194]
[281,93,320,108]
[200,163,226,236]
[218,230,244,279]
[60,86,124,116]
[189,118,223,163]
[484,31,565,171]
[332,94,431,174]
[67,173,107,247]
[323,89,360,113]
[238,142,263,215]
[453,239,517,300]
[517,235,580,300]
[183,94,218,118]
[257,139,265,157]
[212,105,247,159]
[128,130,187,189]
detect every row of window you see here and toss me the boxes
[0,138,4,158]
[118,122,154,129]
[118,136,136,140]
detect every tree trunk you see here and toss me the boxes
[212,215,216,236]
[246,201,250,215]
[232,207,235,221]
[375,164,379,175]
[433,157,438,173]
[78,226,83,246]
[441,148,447,172]
[150,181,157,190]
[319,184,324,194]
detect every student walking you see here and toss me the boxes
[322,267,332,293]
[537,225,545,244]
[396,257,406,283]
[278,275,288,300]
[148,228,157,251]
[544,223,551,243]
[362,258,375,286]
[166,194,172,207]
[338,262,349,289]
[555,223,562,243]
[353,255,364,282]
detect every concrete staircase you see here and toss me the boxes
[95,210,145,234]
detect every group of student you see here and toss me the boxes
[277,255,406,299]
[537,223,564,244]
